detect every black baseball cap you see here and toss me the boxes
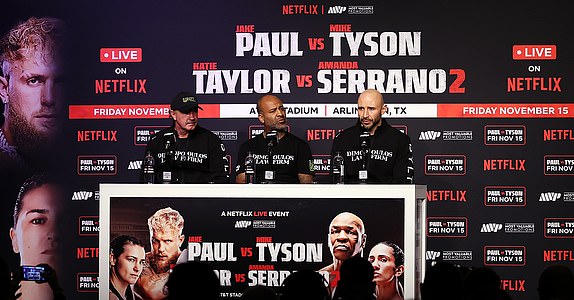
[170,91,203,113]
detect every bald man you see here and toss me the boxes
[235,94,314,183]
[331,89,414,184]
[319,212,367,293]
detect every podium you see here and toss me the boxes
[99,184,426,299]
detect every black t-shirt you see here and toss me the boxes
[235,132,314,183]
[331,120,414,184]
[141,126,229,183]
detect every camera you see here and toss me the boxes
[21,265,48,282]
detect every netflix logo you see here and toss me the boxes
[100,48,142,62]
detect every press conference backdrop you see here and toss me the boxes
[0,1,572,299]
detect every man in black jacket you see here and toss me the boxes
[331,89,414,184]
[141,92,229,183]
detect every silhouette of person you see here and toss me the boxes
[332,255,375,300]
[241,285,279,300]
[463,266,511,300]
[537,264,574,300]
[280,269,329,300]
[165,261,220,300]
[420,261,464,300]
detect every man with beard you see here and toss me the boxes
[141,91,229,184]
[331,89,414,184]
[9,173,66,300]
[235,94,314,183]
[319,212,367,294]
[0,17,65,172]
[134,207,187,300]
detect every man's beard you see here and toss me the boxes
[8,105,58,156]
[149,253,178,274]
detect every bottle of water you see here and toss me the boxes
[245,151,256,184]
[143,151,155,184]
[332,151,345,184]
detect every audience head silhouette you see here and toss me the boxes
[420,261,464,300]
[166,261,220,300]
[241,285,278,300]
[281,269,329,300]
[538,264,574,300]
[333,255,375,300]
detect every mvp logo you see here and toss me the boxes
[539,192,561,201]
[235,220,252,228]
[481,223,503,233]
[425,251,441,260]
[72,191,93,201]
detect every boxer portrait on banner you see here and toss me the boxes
[0,17,66,175]
[319,212,367,295]
[134,207,187,300]
[368,241,405,300]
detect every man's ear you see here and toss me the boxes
[382,104,388,115]
[361,233,367,249]
[9,227,19,253]
[178,234,185,248]
[170,109,177,120]
[257,113,264,124]
[110,253,116,266]
[0,76,9,104]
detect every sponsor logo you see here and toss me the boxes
[72,191,94,201]
[427,217,467,238]
[539,192,561,202]
[327,6,347,14]
[481,223,503,233]
[134,126,169,146]
[419,130,472,141]
[505,223,535,233]
[307,129,341,141]
[213,131,238,141]
[501,279,526,292]
[484,246,526,266]
[507,77,561,92]
[77,273,99,291]
[128,160,142,170]
[544,155,574,175]
[425,251,441,260]
[253,220,276,229]
[348,5,374,14]
[543,129,574,141]
[484,186,526,207]
[426,190,467,202]
[312,154,331,175]
[249,125,290,139]
[77,130,117,142]
[484,125,526,146]
[234,220,252,228]
[79,216,99,236]
[76,247,99,259]
[424,155,466,176]
[77,155,117,176]
[483,159,526,171]
[565,192,574,202]
[95,79,147,94]
[543,249,574,262]
[443,251,473,261]
[513,45,556,60]
[419,131,441,141]
[99,48,142,63]
[544,218,574,238]
[282,4,322,15]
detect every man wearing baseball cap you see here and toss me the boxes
[140,91,229,183]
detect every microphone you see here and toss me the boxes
[266,130,278,148]
[164,132,175,151]
[359,131,370,149]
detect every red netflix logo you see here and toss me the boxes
[100,48,142,62]
[512,45,556,60]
